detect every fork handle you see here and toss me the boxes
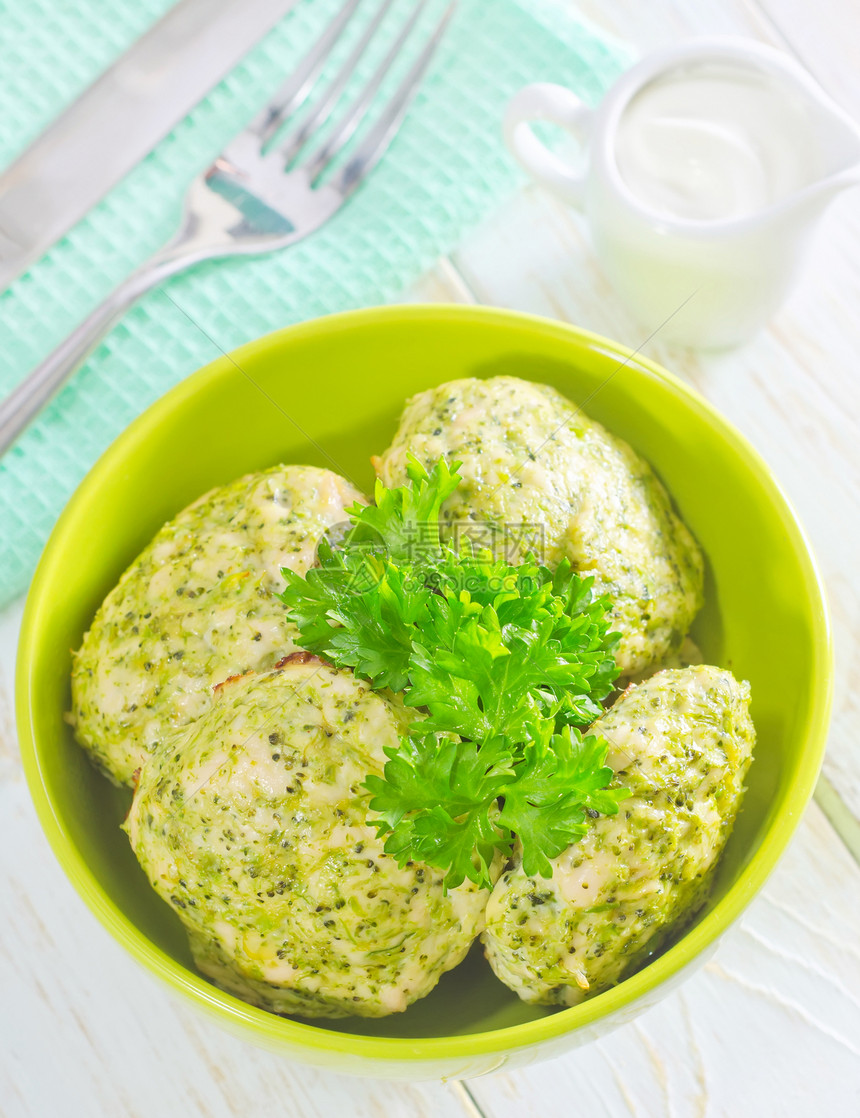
[0,246,192,457]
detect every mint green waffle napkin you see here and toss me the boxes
[0,0,627,606]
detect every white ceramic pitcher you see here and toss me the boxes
[505,39,860,348]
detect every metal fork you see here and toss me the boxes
[0,0,456,455]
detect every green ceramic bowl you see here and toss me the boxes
[17,305,832,1079]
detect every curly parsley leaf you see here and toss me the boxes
[344,455,461,564]
[279,546,426,691]
[365,732,515,889]
[498,727,630,879]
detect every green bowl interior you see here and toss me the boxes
[17,306,831,1054]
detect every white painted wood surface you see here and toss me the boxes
[3,0,860,1115]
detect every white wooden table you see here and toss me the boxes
[3,2,860,1115]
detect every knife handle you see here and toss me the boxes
[0,249,192,457]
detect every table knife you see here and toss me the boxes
[0,0,299,290]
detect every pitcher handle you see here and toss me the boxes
[504,82,594,207]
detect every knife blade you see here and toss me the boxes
[0,0,299,290]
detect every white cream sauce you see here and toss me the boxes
[616,62,819,222]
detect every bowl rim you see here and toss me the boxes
[16,303,834,1063]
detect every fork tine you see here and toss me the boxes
[247,0,365,148]
[277,0,397,166]
[330,1,457,195]
[301,0,430,183]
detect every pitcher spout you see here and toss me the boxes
[805,164,860,209]
[794,75,860,210]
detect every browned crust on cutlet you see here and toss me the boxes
[273,650,326,670]
[212,651,328,697]
[213,669,254,695]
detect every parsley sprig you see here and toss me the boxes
[279,457,628,889]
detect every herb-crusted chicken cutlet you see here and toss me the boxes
[374,376,704,677]
[70,466,363,786]
[126,656,494,1018]
[482,666,755,1005]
